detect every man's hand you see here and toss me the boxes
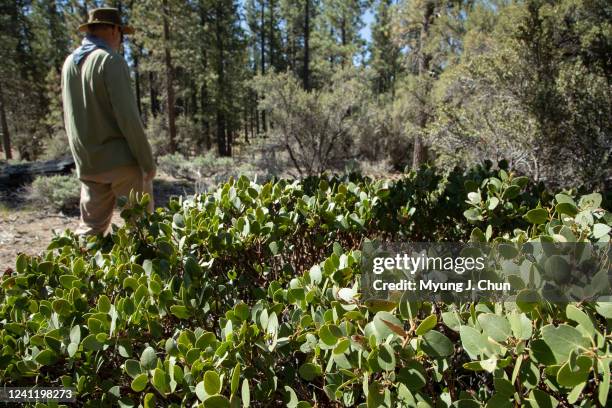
[143,168,156,182]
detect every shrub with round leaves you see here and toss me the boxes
[0,165,610,407]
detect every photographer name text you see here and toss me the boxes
[372,279,511,292]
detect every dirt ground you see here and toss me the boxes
[0,175,194,271]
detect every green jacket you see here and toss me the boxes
[61,48,155,177]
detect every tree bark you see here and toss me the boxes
[133,44,142,116]
[162,0,177,153]
[215,2,228,156]
[149,71,159,117]
[412,0,434,170]
[341,15,346,67]
[303,0,311,90]
[260,0,267,133]
[0,83,12,160]
[269,0,274,69]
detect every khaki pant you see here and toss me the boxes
[76,165,154,236]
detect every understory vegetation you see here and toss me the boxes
[1,163,610,407]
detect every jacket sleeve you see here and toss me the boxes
[103,53,156,173]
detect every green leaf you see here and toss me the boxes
[397,361,426,391]
[35,349,59,366]
[195,381,206,402]
[556,355,591,387]
[598,358,610,406]
[464,208,482,222]
[82,334,103,351]
[67,342,78,357]
[203,395,230,408]
[545,255,571,284]
[541,325,589,364]
[485,394,512,408]
[98,295,111,313]
[494,378,515,397]
[70,325,81,344]
[140,347,158,370]
[284,385,299,408]
[234,303,250,321]
[333,338,350,355]
[369,311,403,343]
[415,315,437,336]
[555,193,575,205]
[184,256,202,276]
[170,305,190,319]
[242,379,251,407]
[298,363,322,381]
[231,362,241,395]
[565,305,596,338]
[508,312,532,340]
[595,303,612,318]
[131,373,148,392]
[319,324,342,346]
[204,370,221,395]
[59,275,79,289]
[478,314,511,342]
[524,208,548,224]
[52,299,71,316]
[421,330,453,357]
[555,203,578,217]
[125,359,142,378]
[152,368,169,394]
[143,393,156,408]
[592,223,611,239]
[479,357,498,373]
[527,389,559,408]
[578,193,601,210]
[15,253,28,273]
[173,213,185,228]
[377,343,396,371]
[460,326,491,358]
[502,185,520,200]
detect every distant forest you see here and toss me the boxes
[0,0,610,188]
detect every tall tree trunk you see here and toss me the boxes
[269,0,274,69]
[411,1,434,170]
[162,0,177,153]
[341,16,346,67]
[134,44,142,116]
[198,2,211,151]
[216,112,226,156]
[201,84,211,151]
[215,3,228,156]
[260,0,267,133]
[227,130,232,156]
[244,106,249,144]
[201,85,211,151]
[0,83,12,160]
[303,0,311,90]
[251,94,256,140]
[149,71,159,117]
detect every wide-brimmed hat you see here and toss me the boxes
[78,8,134,35]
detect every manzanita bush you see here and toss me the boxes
[1,162,610,408]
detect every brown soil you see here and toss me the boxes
[0,174,194,271]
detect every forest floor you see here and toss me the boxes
[0,174,195,271]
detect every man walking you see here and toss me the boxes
[62,8,156,236]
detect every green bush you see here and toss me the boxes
[27,174,80,211]
[40,130,71,160]
[1,163,610,407]
[158,152,262,191]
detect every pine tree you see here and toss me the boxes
[311,0,366,86]
[369,0,403,96]
[392,0,468,169]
